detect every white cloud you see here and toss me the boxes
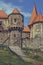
[0,1,13,14]
[0,1,31,18]
[0,1,21,14]
[21,12,31,17]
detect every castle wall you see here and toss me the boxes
[22,32,30,48]
[22,32,30,38]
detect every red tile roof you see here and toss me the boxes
[23,26,30,32]
[28,6,43,26]
[29,13,43,25]
[29,6,37,25]
[0,10,8,18]
[34,13,43,22]
[12,8,20,14]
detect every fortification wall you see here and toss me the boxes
[0,31,9,46]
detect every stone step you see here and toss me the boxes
[9,46,26,59]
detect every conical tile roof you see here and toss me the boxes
[29,6,37,25]
[34,13,43,22]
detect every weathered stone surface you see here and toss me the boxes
[0,31,9,46]
[30,23,43,49]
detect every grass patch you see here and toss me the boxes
[0,46,36,65]
[33,55,43,61]
[23,48,43,62]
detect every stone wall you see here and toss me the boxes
[0,31,9,46]
[22,32,30,48]
[22,32,30,38]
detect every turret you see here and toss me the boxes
[8,8,24,47]
[8,8,24,31]
[28,6,37,26]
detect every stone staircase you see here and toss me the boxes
[9,46,43,65]
[9,46,26,60]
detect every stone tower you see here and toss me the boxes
[8,8,24,47]
[28,6,43,50]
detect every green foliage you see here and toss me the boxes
[33,55,43,61]
[23,47,43,62]
[22,47,41,52]
[0,46,35,65]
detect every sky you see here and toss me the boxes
[0,0,43,26]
